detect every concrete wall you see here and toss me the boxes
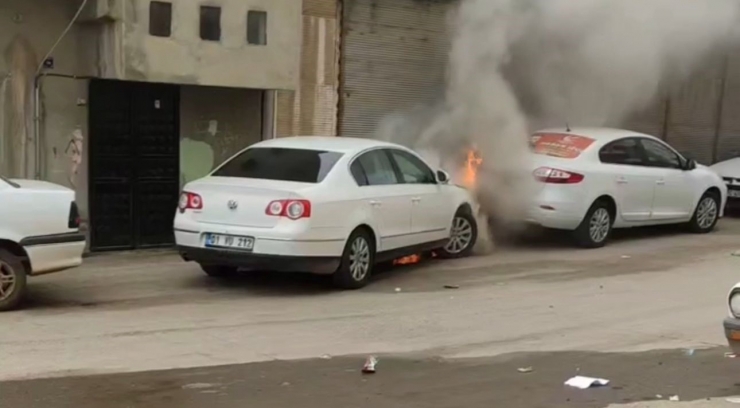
[275,0,340,137]
[179,86,263,186]
[122,0,302,90]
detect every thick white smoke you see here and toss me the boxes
[377,0,740,238]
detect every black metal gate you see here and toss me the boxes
[88,80,180,251]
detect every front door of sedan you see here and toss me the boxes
[386,149,451,245]
[598,138,656,222]
[351,150,412,251]
[639,138,695,220]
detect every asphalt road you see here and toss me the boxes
[3,220,740,407]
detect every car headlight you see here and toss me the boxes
[729,290,740,318]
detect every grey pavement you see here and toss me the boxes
[3,220,740,407]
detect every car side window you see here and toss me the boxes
[350,160,368,186]
[355,150,400,186]
[598,138,644,166]
[387,149,437,184]
[640,139,682,169]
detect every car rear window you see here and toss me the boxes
[530,133,596,159]
[213,147,344,183]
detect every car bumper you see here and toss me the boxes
[177,245,340,274]
[526,203,585,230]
[724,318,740,354]
[21,232,86,276]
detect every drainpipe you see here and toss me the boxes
[32,0,88,179]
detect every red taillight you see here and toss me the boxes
[533,167,584,184]
[179,192,203,212]
[265,199,311,220]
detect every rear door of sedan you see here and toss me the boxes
[350,149,413,251]
[638,138,695,220]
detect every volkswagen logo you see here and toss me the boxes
[227,200,238,210]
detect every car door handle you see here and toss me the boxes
[616,177,628,184]
[370,200,382,207]
[656,179,665,185]
[411,197,421,203]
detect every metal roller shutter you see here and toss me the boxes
[276,0,340,137]
[664,54,725,165]
[620,96,668,140]
[339,0,455,138]
[715,51,740,162]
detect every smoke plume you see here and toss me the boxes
[376,0,740,237]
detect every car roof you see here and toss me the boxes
[251,136,401,153]
[535,127,659,144]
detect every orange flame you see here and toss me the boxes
[462,149,482,189]
[394,254,421,265]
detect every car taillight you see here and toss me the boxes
[265,199,312,220]
[68,201,80,229]
[533,167,584,184]
[178,192,203,212]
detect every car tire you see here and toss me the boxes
[200,264,239,278]
[333,228,375,290]
[573,200,613,249]
[687,191,720,234]
[437,208,478,259]
[0,249,28,312]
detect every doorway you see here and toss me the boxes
[88,80,180,251]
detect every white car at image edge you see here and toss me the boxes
[710,157,740,204]
[0,176,86,311]
[724,283,740,355]
[527,127,727,247]
[175,136,479,289]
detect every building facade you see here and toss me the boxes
[337,0,740,166]
[0,0,341,251]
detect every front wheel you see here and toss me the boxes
[333,229,375,289]
[437,210,478,259]
[687,192,720,233]
[0,249,28,312]
[573,201,612,248]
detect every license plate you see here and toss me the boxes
[205,233,254,251]
[729,190,740,198]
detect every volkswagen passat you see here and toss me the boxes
[175,137,478,289]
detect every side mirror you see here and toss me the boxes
[436,170,450,184]
[684,158,697,171]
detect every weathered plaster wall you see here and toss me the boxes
[179,86,263,185]
[276,0,340,137]
[123,0,302,90]
[0,0,89,222]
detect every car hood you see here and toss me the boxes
[710,158,740,178]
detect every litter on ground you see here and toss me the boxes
[517,367,533,373]
[564,376,609,389]
[362,356,378,374]
[669,395,680,401]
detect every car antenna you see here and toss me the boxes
[565,122,571,132]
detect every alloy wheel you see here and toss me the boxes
[589,208,610,244]
[445,216,474,254]
[0,260,17,302]
[349,237,371,281]
[697,196,718,229]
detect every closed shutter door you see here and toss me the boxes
[620,97,667,140]
[339,0,454,138]
[664,54,725,165]
[716,51,740,162]
[276,0,340,137]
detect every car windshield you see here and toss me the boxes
[530,133,596,159]
[212,147,344,183]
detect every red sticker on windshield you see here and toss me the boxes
[531,133,595,159]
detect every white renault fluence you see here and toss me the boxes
[175,136,478,289]
[527,127,727,247]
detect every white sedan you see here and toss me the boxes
[710,157,740,205]
[0,176,86,311]
[724,283,740,355]
[527,127,727,248]
[175,137,479,289]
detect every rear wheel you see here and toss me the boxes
[573,200,613,248]
[687,191,720,233]
[0,249,27,312]
[333,228,375,289]
[437,209,478,259]
[200,264,238,278]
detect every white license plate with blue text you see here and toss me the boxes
[205,233,254,250]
